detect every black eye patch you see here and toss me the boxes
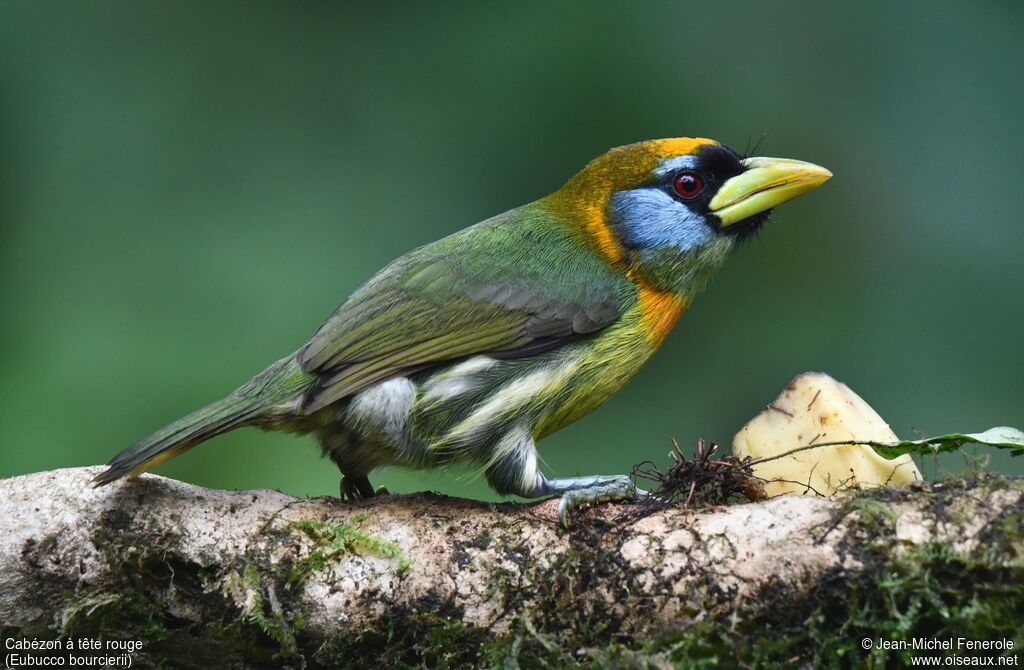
[660,144,745,211]
[695,143,771,242]
[694,144,745,184]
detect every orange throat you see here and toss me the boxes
[638,287,687,346]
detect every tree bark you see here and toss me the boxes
[1,467,1021,669]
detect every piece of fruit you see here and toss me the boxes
[732,372,922,497]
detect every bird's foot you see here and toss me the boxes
[339,475,385,501]
[551,475,646,527]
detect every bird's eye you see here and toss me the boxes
[673,171,704,199]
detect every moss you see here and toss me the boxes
[575,478,1024,670]
[239,562,301,659]
[138,612,168,644]
[310,596,493,669]
[0,625,25,639]
[288,515,412,587]
[614,541,1024,669]
[415,476,1023,670]
[66,501,296,668]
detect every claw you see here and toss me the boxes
[339,477,358,501]
[556,476,645,527]
[339,475,379,501]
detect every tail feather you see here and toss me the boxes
[94,355,312,486]
[94,395,262,486]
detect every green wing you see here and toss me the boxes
[297,203,630,413]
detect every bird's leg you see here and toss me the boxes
[529,475,647,527]
[339,474,388,500]
[327,438,389,500]
[484,430,646,526]
[340,474,374,500]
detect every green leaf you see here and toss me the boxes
[856,427,1024,459]
[746,427,1024,469]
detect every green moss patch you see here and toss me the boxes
[288,515,412,588]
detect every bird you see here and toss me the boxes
[95,137,831,525]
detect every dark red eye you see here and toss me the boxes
[673,171,704,199]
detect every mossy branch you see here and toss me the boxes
[1,467,1022,668]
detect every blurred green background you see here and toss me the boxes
[1,2,1021,500]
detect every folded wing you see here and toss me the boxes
[297,205,628,412]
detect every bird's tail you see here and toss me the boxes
[94,355,313,486]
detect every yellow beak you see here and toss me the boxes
[709,157,832,227]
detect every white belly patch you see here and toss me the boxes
[345,376,416,444]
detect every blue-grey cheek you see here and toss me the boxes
[608,188,714,253]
